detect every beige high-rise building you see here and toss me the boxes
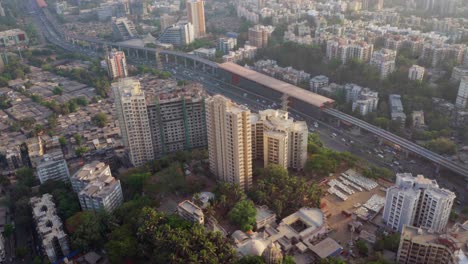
[206,95,252,191]
[186,0,205,38]
[113,78,154,167]
[248,25,273,48]
[251,109,308,170]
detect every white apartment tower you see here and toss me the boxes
[71,161,124,212]
[205,95,252,191]
[106,49,128,80]
[186,0,205,38]
[408,65,425,81]
[251,109,308,170]
[383,173,455,233]
[113,78,154,167]
[455,77,468,109]
[370,48,397,79]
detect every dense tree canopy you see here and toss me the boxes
[228,200,257,231]
[249,165,322,218]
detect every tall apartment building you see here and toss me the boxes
[106,49,128,80]
[370,48,397,79]
[146,82,207,157]
[71,162,124,212]
[31,194,70,263]
[408,65,425,81]
[159,22,195,46]
[248,25,274,48]
[251,109,308,170]
[455,77,468,109]
[113,78,154,167]
[383,173,455,232]
[205,95,252,191]
[36,150,70,184]
[0,2,5,17]
[186,0,205,38]
[397,224,468,264]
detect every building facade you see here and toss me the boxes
[106,49,128,80]
[31,194,70,263]
[456,77,468,109]
[206,95,252,191]
[71,161,124,212]
[159,22,195,46]
[113,78,154,167]
[186,0,206,38]
[0,29,28,48]
[408,65,425,81]
[248,25,273,48]
[177,200,204,224]
[146,83,207,158]
[218,37,237,55]
[397,224,468,264]
[370,48,397,79]
[383,173,455,232]
[36,151,70,184]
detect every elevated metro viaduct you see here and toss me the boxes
[217,62,334,118]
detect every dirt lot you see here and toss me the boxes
[321,175,393,245]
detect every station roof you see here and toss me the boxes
[219,62,334,108]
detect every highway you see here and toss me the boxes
[28,0,468,179]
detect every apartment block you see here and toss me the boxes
[218,37,237,55]
[389,94,406,124]
[310,75,329,93]
[397,224,468,264]
[408,65,425,81]
[177,200,204,224]
[146,82,207,157]
[383,173,455,232]
[345,84,379,116]
[248,25,274,48]
[31,194,70,263]
[36,150,70,184]
[456,77,468,109]
[106,49,128,80]
[113,78,154,167]
[71,161,124,212]
[206,95,252,191]
[326,39,374,64]
[370,48,397,79]
[186,0,206,38]
[251,109,308,170]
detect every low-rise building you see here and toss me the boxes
[71,161,124,212]
[36,150,70,184]
[451,65,468,82]
[159,22,195,46]
[408,65,425,81]
[30,194,70,263]
[177,200,204,224]
[389,94,406,124]
[193,47,216,59]
[0,29,28,48]
[411,110,425,128]
[456,77,468,109]
[112,17,138,41]
[310,75,329,93]
[255,205,276,230]
[218,37,237,55]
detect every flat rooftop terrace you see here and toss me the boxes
[219,62,335,108]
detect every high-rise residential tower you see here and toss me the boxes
[205,95,252,191]
[383,173,455,233]
[113,78,154,167]
[186,0,205,38]
[106,49,128,80]
[370,48,396,79]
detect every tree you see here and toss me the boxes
[3,224,14,238]
[52,86,63,95]
[236,256,265,264]
[283,256,296,264]
[425,138,456,155]
[73,133,82,145]
[16,167,35,187]
[104,225,138,264]
[15,247,28,258]
[75,146,89,157]
[69,211,110,251]
[355,239,368,256]
[91,112,108,128]
[59,136,67,146]
[374,233,400,252]
[250,165,321,218]
[228,200,257,231]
